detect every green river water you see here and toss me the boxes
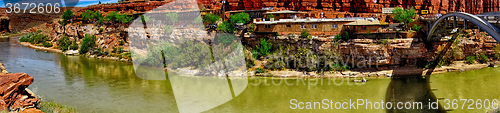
[1,37,499,113]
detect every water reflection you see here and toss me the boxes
[53,54,179,112]
[385,76,445,113]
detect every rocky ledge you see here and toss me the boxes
[0,64,42,112]
[0,63,7,75]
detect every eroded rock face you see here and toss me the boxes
[340,38,428,66]
[0,17,10,33]
[203,0,499,15]
[0,73,40,112]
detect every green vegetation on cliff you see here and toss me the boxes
[105,11,133,24]
[80,35,97,54]
[391,7,416,30]
[203,13,220,24]
[61,10,74,25]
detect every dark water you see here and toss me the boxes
[0,37,497,113]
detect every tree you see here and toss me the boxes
[218,21,234,33]
[105,11,132,24]
[215,33,237,46]
[105,11,120,23]
[266,14,274,20]
[230,12,250,24]
[203,13,220,24]
[80,34,97,54]
[256,38,272,57]
[99,1,101,4]
[93,11,104,25]
[300,30,310,38]
[391,7,416,31]
[166,12,178,25]
[61,10,74,34]
[62,10,74,24]
[117,14,133,24]
[81,10,94,23]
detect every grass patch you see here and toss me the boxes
[38,98,77,113]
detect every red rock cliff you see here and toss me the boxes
[202,0,500,14]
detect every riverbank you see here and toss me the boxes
[13,35,500,78]
[256,62,496,78]
[18,41,131,63]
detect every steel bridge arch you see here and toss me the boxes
[427,12,500,43]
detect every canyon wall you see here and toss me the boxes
[201,0,500,15]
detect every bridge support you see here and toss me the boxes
[445,18,448,28]
[464,20,468,29]
[453,16,457,28]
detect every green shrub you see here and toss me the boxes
[331,63,350,71]
[266,14,274,20]
[62,10,74,25]
[79,35,97,54]
[105,11,132,24]
[466,56,476,64]
[42,42,53,47]
[255,38,272,58]
[300,30,310,38]
[391,7,416,31]
[478,54,489,63]
[69,41,79,50]
[255,68,267,73]
[203,13,220,24]
[119,40,125,45]
[113,47,123,54]
[31,34,49,44]
[19,35,30,42]
[215,33,236,46]
[218,21,234,33]
[57,36,72,51]
[230,12,251,24]
[412,24,423,31]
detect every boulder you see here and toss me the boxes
[0,63,7,75]
[0,73,40,112]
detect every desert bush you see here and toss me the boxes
[42,42,53,47]
[79,35,97,54]
[254,38,272,58]
[300,30,310,38]
[215,33,236,46]
[57,36,72,51]
[478,54,489,63]
[466,56,476,64]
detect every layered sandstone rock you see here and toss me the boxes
[0,73,40,112]
[340,38,427,66]
[211,0,500,15]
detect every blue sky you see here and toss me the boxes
[0,0,118,7]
